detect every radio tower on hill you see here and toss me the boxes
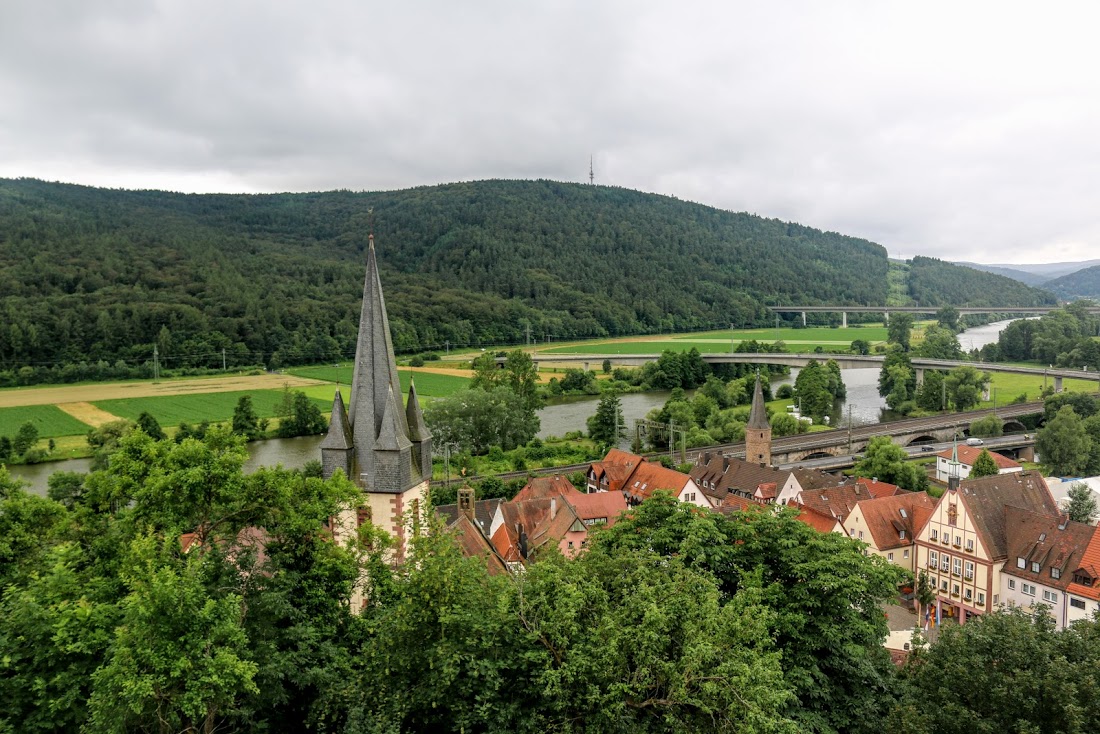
[589,155,594,185]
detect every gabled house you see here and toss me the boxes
[589,449,709,508]
[793,505,846,534]
[999,506,1096,629]
[845,492,936,572]
[935,445,1021,482]
[1066,526,1100,624]
[490,495,588,565]
[914,470,1057,624]
[690,453,841,507]
[791,481,879,529]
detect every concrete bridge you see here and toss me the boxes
[768,305,1096,327]
[524,352,1100,392]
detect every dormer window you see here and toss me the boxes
[1017,557,1026,569]
[1052,568,1061,580]
[1073,572,1094,586]
[1031,562,1041,573]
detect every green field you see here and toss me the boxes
[980,372,1099,407]
[94,389,331,427]
[285,365,471,397]
[0,405,93,438]
[540,326,889,356]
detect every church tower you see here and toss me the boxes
[321,234,431,561]
[745,372,772,466]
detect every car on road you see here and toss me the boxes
[920,445,937,452]
[966,437,984,446]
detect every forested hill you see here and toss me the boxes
[0,178,1046,373]
[1043,265,1100,300]
[907,256,1056,307]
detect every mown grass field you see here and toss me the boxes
[538,325,890,356]
[980,372,1099,406]
[93,389,331,427]
[285,365,471,397]
[0,405,93,438]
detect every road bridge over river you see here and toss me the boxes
[769,304,1100,327]
[524,353,1100,392]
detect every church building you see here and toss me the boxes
[319,235,431,562]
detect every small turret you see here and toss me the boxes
[320,389,354,479]
[745,372,772,466]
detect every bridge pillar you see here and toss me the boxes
[583,362,590,372]
[841,311,847,328]
[1055,376,1063,393]
[883,310,889,324]
[1019,446,1035,462]
[801,311,807,327]
[916,368,924,387]
[982,387,990,401]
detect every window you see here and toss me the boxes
[1017,557,1026,569]
[930,550,938,567]
[942,533,950,545]
[952,584,960,596]
[888,552,894,562]
[931,529,938,541]
[849,529,856,537]
[858,530,865,540]
[953,558,962,576]
[966,538,974,552]
[1071,598,1087,610]
[964,588,972,601]
[904,549,910,559]
[1043,590,1058,603]
[1051,568,1061,580]
[899,530,906,540]
[1022,583,1036,597]
[977,592,985,606]
[1008,579,1016,590]
[1031,561,1041,573]
[941,554,950,572]
[965,561,974,580]
[941,580,948,592]
[955,535,962,547]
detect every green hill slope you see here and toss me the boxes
[1042,265,1100,301]
[0,178,1052,376]
[907,256,1056,307]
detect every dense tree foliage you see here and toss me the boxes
[0,177,898,380]
[1066,482,1098,524]
[853,436,929,492]
[990,304,1100,369]
[1037,405,1094,476]
[969,449,1000,478]
[907,255,1056,308]
[1043,263,1100,300]
[793,359,845,422]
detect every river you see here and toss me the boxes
[9,320,1017,496]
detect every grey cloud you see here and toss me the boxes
[2,1,1099,263]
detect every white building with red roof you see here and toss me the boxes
[935,444,1021,482]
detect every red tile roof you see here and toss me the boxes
[855,492,937,550]
[513,475,585,503]
[621,461,692,504]
[1068,525,1100,601]
[936,445,1021,470]
[856,477,906,499]
[955,471,1058,560]
[795,505,843,534]
[1003,506,1096,593]
[794,482,878,524]
[570,491,628,526]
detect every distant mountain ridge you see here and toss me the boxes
[1042,265,1100,301]
[0,177,1058,371]
[955,258,1100,286]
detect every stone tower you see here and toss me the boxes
[320,234,431,560]
[745,372,772,466]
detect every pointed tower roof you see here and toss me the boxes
[747,373,770,430]
[345,234,415,490]
[405,379,432,442]
[319,388,353,450]
[376,385,414,452]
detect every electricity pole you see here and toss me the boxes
[153,344,160,383]
[222,347,226,371]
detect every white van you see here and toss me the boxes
[965,437,983,447]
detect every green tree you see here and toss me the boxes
[275,390,327,438]
[88,537,259,734]
[12,421,39,456]
[890,607,1086,733]
[231,394,261,439]
[0,435,11,462]
[968,414,1004,438]
[601,358,611,374]
[878,350,916,413]
[136,411,166,440]
[1037,405,1093,476]
[850,338,871,355]
[854,436,929,492]
[913,324,962,359]
[1066,482,1098,524]
[425,386,539,453]
[794,359,834,422]
[887,313,914,351]
[943,365,990,411]
[502,350,542,414]
[86,419,136,471]
[586,391,625,446]
[936,305,960,331]
[969,449,1000,478]
[914,369,947,411]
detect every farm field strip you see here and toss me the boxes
[57,402,124,428]
[0,405,95,438]
[0,373,326,409]
[285,366,473,396]
[93,389,331,427]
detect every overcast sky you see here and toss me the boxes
[2,1,1098,264]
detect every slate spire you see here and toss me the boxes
[343,234,417,493]
[747,372,770,430]
[406,379,433,480]
[320,387,354,479]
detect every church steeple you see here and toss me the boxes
[745,372,772,466]
[320,388,353,479]
[324,234,419,495]
[405,379,433,480]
